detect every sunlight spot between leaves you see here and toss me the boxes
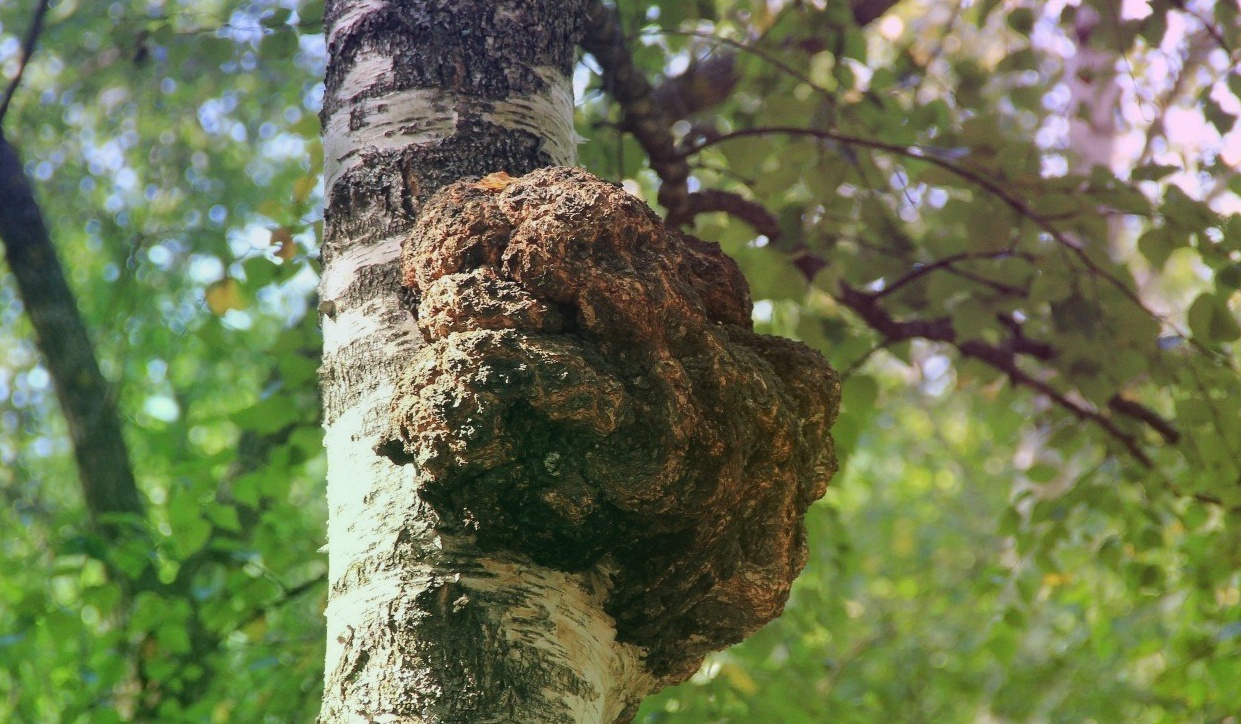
[878,15,903,40]
[143,395,180,423]
[752,299,774,324]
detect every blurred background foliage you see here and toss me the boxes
[0,0,1238,721]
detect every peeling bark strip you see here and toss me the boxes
[381,167,841,683]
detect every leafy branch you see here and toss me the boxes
[581,0,692,223]
[682,126,1163,326]
[578,3,1232,472]
[834,284,1168,467]
[582,0,899,227]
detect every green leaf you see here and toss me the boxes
[231,394,303,434]
[241,255,280,288]
[259,29,299,63]
[1202,94,1237,136]
[1131,163,1179,182]
[1137,227,1176,269]
[1216,264,1241,290]
[297,2,325,26]
[1187,293,1241,343]
[168,496,212,560]
[1162,185,1219,233]
[1006,8,1034,33]
[996,49,1038,73]
[1026,463,1059,483]
[952,302,994,340]
[841,374,878,414]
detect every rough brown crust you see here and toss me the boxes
[382,167,840,682]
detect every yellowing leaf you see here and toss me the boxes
[1043,572,1072,588]
[257,199,284,219]
[271,227,296,260]
[720,662,759,695]
[205,278,246,315]
[293,175,318,203]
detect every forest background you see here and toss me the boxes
[1,0,1240,721]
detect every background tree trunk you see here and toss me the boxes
[317,2,652,721]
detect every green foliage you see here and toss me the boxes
[0,0,325,720]
[0,0,1238,720]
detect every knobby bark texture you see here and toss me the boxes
[320,2,839,721]
[382,167,840,684]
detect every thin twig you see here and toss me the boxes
[684,126,1169,327]
[228,575,327,637]
[875,250,1030,299]
[837,283,1155,467]
[0,0,52,128]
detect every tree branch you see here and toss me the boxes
[683,188,782,240]
[0,1,144,540]
[836,283,1160,467]
[581,0,691,223]
[582,0,903,228]
[685,125,1164,325]
[0,0,50,126]
[580,2,1182,466]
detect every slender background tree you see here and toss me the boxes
[1,0,1240,721]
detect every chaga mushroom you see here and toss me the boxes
[381,166,840,682]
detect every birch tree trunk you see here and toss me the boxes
[318,3,839,721]
[317,2,653,721]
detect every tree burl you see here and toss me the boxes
[380,166,840,682]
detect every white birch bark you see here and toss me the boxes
[317,2,654,721]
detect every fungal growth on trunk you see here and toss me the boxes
[379,166,840,683]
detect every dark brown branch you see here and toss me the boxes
[651,53,739,122]
[0,0,50,126]
[583,0,903,227]
[581,0,691,223]
[997,313,1056,361]
[686,125,1164,325]
[683,189,782,240]
[0,3,143,540]
[1107,395,1179,445]
[836,283,1155,467]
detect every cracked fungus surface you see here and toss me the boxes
[384,166,840,681]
